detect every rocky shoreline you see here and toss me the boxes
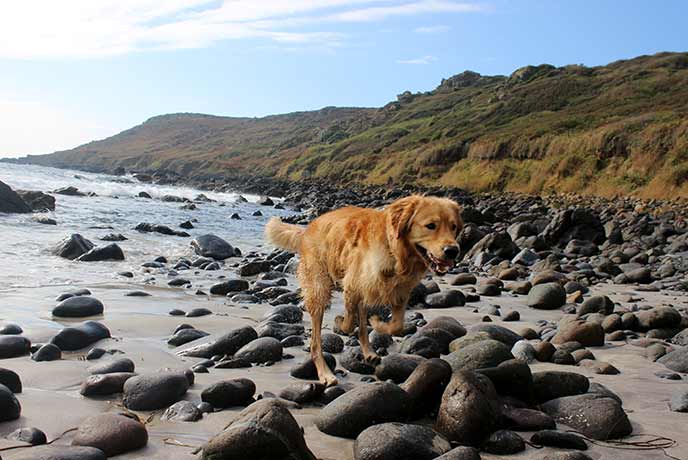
[0,173,687,459]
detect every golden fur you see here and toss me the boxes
[265,195,463,386]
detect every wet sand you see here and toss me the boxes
[0,271,687,460]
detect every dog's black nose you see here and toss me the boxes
[443,245,459,259]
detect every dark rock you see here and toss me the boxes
[0,383,21,421]
[0,367,22,392]
[354,423,451,460]
[531,430,587,450]
[482,429,525,455]
[16,189,55,211]
[321,333,345,354]
[340,347,376,374]
[0,323,22,335]
[0,335,31,358]
[444,339,513,372]
[399,335,441,358]
[88,357,135,375]
[53,296,104,318]
[669,390,688,412]
[178,327,257,359]
[11,445,107,460]
[502,407,555,431]
[72,412,147,456]
[435,446,481,460]
[257,321,305,340]
[162,400,203,421]
[76,244,125,262]
[424,316,467,339]
[53,234,94,260]
[0,180,32,213]
[659,348,688,373]
[476,359,533,402]
[532,371,589,403]
[239,260,272,276]
[425,290,466,308]
[279,382,326,404]
[401,358,453,418]
[316,381,409,438]
[191,234,236,260]
[122,372,190,410]
[235,337,283,363]
[468,324,522,346]
[541,393,632,440]
[8,427,47,445]
[636,307,682,331]
[202,378,256,409]
[210,279,249,295]
[168,328,209,346]
[186,307,212,317]
[200,399,316,460]
[552,319,604,347]
[527,282,566,309]
[435,370,500,446]
[290,353,337,380]
[375,353,425,383]
[31,343,62,362]
[80,372,136,396]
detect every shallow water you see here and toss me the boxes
[0,163,290,294]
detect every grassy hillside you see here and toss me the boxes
[13,52,688,198]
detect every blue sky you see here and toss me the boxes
[1,0,686,157]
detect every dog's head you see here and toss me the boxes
[386,195,463,274]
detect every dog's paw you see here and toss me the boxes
[320,374,339,387]
[363,352,381,366]
[368,315,386,331]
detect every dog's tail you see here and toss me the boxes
[265,217,304,253]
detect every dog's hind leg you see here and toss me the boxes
[370,303,406,336]
[334,289,359,336]
[357,303,381,365]
[302,276,338,387]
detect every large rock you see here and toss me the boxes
[577,296,614,317]
[658,348,688,373]
[122,372,190,410]
[200,399,316,460]
[527,283,566,309]
[234,337,283,364]
[50,321,111,351]
[76,244,125,262]
[53,234,94,260]
[375,353,426,383]
[0,180,31,213]
[552,319,604,347]
[16,189,55,211]
[541,394,632,440]
[532,371,590,403]
[10,445,107,460]
[80,372,136,396]
[210,279,249,295]
[72,413,147,456]
[191,234,237,260]
[354,423,451,460]
[0,335,31,358]
[178,326,257,358]
[201,379,256,409]
[476,359,533,403]
[162,400,203,421]
[401,358,453,418]
[468,324,522,346]
[88,357,135,375]
[635,307,682,331]
[0,367,22,392]
[0,383,21,421]
[53,296,104,318]
[316,382,409,438]
[464,231,518,261]
[444,339,513,372]
[435,370,501,446]
[541,208,605,246]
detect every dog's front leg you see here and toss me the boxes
[357,304,381,365]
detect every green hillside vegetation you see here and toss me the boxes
[13,52,688,198]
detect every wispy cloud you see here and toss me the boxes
[396,55,438,65]
[0,1,484,59]
[414,25,451,34]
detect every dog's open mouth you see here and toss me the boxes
[415,244,455,274]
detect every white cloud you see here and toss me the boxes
[0,98,115,157]
[396,55,438,64]
[414,25,451,33]
[0,1,483,59]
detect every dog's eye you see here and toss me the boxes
[426,223,437,230]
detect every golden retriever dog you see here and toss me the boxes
[265,195,462,386]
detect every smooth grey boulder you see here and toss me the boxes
[0,335,31,359]
[72,412,148,457]
[76,244,125,262]
[53,296,104,318]
[122,372,190,410]
[178,326,257,358]
[234,337,283,364]
[354,423,451,460]
[80,372,136,396]
[50,321,110,351]
[0,180,32,213]
[191,234,236,260]
[541,393,632,440]
[53,234,94,260]
[201,378,256,409]
[0,383,21,421]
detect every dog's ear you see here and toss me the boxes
[387,196,420,239]
[447,199,464,235]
